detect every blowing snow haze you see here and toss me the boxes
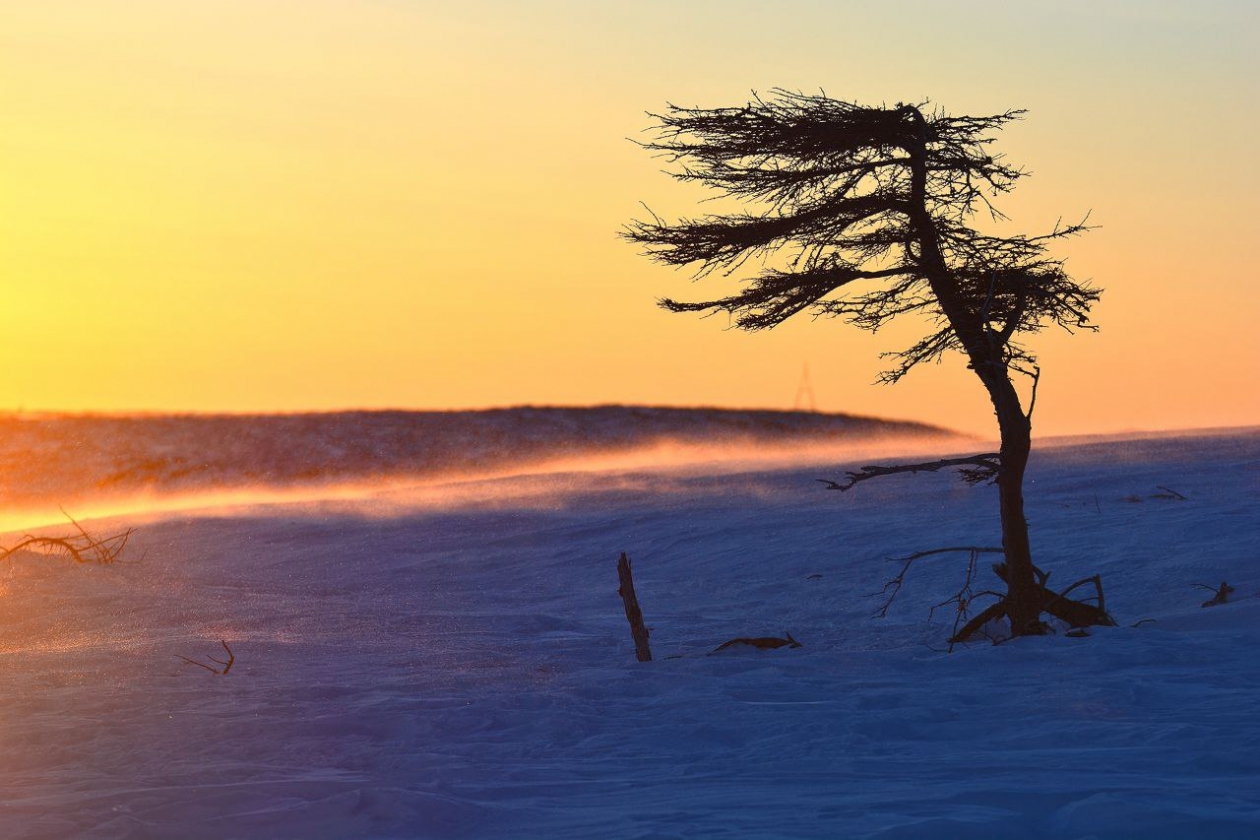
[0,407,960,530]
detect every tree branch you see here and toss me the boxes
[872,546,1004,618]
[1,511,134,566]
[819,453,1001,491]
[176,640,235,675]
[1011,363,1041,421]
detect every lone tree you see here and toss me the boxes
[625,91,1104,640]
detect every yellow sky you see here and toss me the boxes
[2,1,1256,436]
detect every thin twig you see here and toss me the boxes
[175,654,221,674]
[1021,364,1041,421]
[873,546,1004,618]
[176,640,235,675]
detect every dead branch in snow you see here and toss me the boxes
[177,640,235,675]
[710,633,801,654]
[1,511,134,565]
[1125,486,1189,503]
[873,546,1004,618]
[1195,582,1235,607]
[928,552,1011,650]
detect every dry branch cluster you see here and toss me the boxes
[1,515,242,675]
[0,513,133,566]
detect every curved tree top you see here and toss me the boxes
[626,90,1099,384]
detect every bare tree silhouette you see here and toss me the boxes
[626,91,1104,639]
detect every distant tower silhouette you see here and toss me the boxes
[793,363,817,412]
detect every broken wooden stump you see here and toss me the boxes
[617,552,652,662]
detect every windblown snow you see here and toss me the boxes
[0,407,953,532]
[0,410,1257,839]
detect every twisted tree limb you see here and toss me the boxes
[819,453,1001,492]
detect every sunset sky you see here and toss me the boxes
[2,1,1256,436]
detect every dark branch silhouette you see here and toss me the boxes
[1195,582,1234,607]
[950,564,1115,644]
[872,546,1003,618]
[710,633,802,654]
[1,511,134,566]
[177,640,235,675]
[627,90,1103,639]
[819,454,1001,491]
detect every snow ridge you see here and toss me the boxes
[0,406,954,509]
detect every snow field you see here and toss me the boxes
[1,430,1257,838]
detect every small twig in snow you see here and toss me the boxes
[177,640,235,675]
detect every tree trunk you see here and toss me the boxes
[902,106,1044,638]
[988,377,1043,636]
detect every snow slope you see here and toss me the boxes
[1,424,1257,838]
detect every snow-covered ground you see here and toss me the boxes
[1,422,1257,838]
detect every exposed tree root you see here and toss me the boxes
[950,562,1116,644]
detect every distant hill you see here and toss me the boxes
[0,406,959,509]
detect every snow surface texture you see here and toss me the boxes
[1,417,1258,839]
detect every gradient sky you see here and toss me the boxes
[2,0,1256,436]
